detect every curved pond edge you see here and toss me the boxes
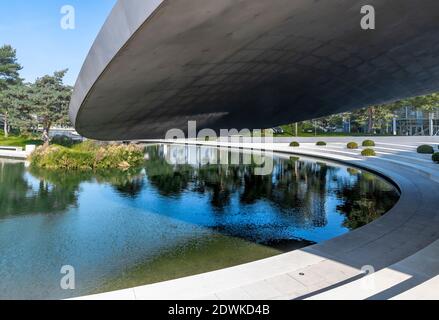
[75,139,439,300]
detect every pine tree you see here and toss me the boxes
[0,45,23,137]
[31,70,72,145]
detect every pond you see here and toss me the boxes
[0,144,400,299]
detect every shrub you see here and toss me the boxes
[362,140,376,147]
[417,145,434,154]
[51,135,76,148]
[316,141,327,146]
[30,142,144,171]
[347,168,359,175]
[30,146,94,170]
[432,152,439,163]
[73,139,102,152]
[290,141,300,147]
[347,142,359,149]
[94,144,144,170]
[361,148,376,157]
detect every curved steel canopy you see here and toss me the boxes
[70,0,439,140]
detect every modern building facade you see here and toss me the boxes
[394,107,439,136]
[327,106,439,136]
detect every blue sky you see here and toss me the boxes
[0,0,117,85]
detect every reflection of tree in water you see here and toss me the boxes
[0,161,35,217]
[143,146,193,197]
[0,160,145,219]
[0,146,400,234]
[93,168,145,199]
[143,146,345,228]
[113,176,145,198]
[336,171,400,229]
[143,145,399,232]
[0,162,78,218]
[194,165,242,210]
[30,166,145,199]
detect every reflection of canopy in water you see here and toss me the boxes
[0,161,78,218]
[0,160,145,218]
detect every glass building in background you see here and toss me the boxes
[394,106,439,136]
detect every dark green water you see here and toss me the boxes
[0,145,399,299]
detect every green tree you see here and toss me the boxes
[350,103,398,134]
[31,70,72,145]
[0,45,22,89]
[356,105,380,134]
[2,84,36,134]
[409,93,439,114]
[373,103,402,133]
[0,45,23,137]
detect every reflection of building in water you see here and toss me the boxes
[164,145,217,166]
[164,145,256,167]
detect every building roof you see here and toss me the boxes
[70,0,439,140]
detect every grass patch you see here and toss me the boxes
[316,141,327,146]
[30,141,145,171]
[289,141,300,147]
[0,133,42,148]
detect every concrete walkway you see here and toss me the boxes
[78,137,439,300]
[0,145,35,160]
